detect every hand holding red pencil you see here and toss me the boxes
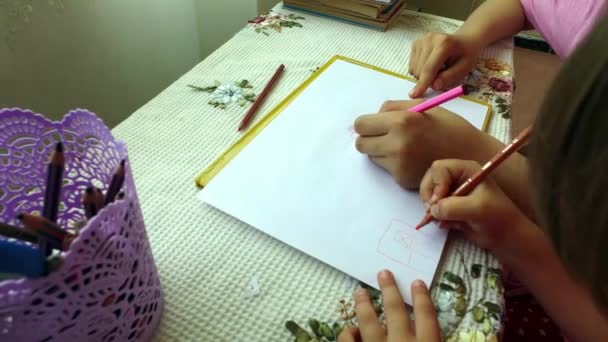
[418,159,528,251]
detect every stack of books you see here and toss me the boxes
[282,0,407,31]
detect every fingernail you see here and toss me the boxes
[409,89,415,98]
[430,204,440,217]
[433,79,443,90]
[430,193,439,204]
[424,202,430,210]
[412,280,426,289]
[378,269,392,280]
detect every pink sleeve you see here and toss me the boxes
[518,0,606,58]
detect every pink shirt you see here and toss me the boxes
[521,0,607,58]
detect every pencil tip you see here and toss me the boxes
[120,159,126,167]
[17,213,24,220]
[85,187,94,193]
[56,142,63,153]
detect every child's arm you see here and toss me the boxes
[421,160,608,341]
[497,217,608,342]
[410,0,529,97]
[457,0,530,50]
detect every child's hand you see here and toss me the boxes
[354,101,488,189]
[420,159,526,251]
[409,33,482,98]
[338,270,440,342]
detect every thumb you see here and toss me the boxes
[429,196,480,223]
[433,58,474,91]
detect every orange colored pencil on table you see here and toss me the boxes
[415,125,533,230]
[238,64,285,131]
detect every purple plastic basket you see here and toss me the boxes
[0,109,163,341]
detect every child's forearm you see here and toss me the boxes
[469,133,536,222]
[456,0,528,48]
[495,219,608,341]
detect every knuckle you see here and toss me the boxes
[437,201,451,217]
[380,100,394,111]
[431,160,445,170]
[434,33,449,44]
[354,289,370,304]
[424,32,435,40]
[396,111,415,127]
[465,160,482,170]
[355,138,365,152]
[384,296,403,312]
[415,302,436,317]
[353,117,365,132]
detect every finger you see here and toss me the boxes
[433,58,474,91]
[419,161,454,205]
[378,270,413,338]
[408,41,418,75]
[354,288,385,341]
[355,136,397,157]
[379,100,424,113]
[411,280,441,341]
[338,326,361,342]
[369,155,392,172]
[429,195,480,222]
[438,220,467,231]
[412,44,432,79]
[354,114,390,136]
[411,47,450,98]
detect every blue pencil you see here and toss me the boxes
[0,239,47,278]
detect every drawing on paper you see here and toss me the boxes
[377,219,440,274]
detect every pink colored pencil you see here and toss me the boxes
[409,85,465,113]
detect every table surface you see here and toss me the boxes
[112,5,516,341]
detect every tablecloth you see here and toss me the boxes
[112,4,516,341]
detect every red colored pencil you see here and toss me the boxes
[238,64,285,131]
[416,125,533,230]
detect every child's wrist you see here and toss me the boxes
[491,214,542,268]
[453,29,487,52]
[458,130,496,162]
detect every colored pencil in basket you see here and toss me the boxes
[415,126,533,230]
[82,187,98,219]
[18,214,74,251]
[42,142,65,223]
[0,239,47,278]
[94,187,104,210]
[104,159,126,205]
[0,221,39,244]
[238,64,285,131]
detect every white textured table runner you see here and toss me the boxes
[112,5,515,341]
